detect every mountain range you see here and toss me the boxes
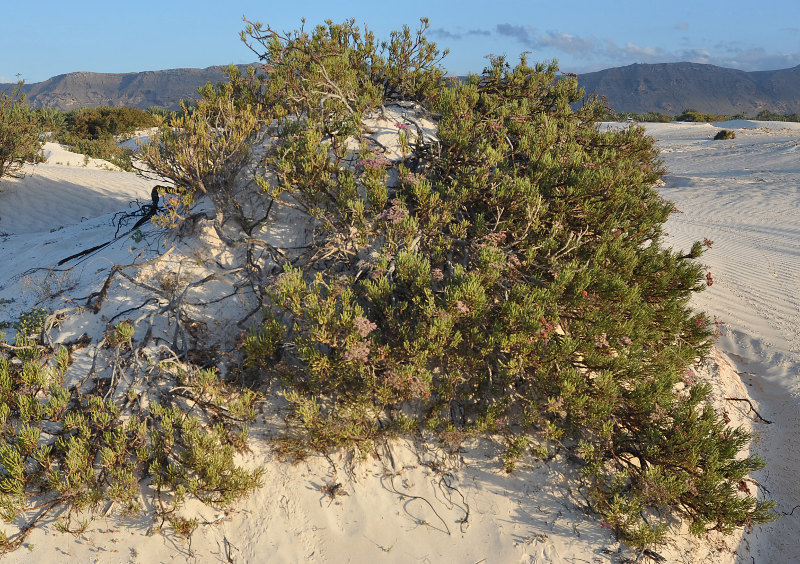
[2,65,253,111]
[577,62,800,115]
[3,62,800,116]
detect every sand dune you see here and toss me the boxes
[0,121,797,562]
[649,121,800,562]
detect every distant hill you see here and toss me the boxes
[1,65,255,111]
[577,62,800,115]
[4,62,800,116]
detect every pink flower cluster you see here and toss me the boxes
[344,341,371,363]
[376,200,409,224]
[401,172,422,186]
[395,122,409,130]
[353,316,377,338]
[483,231,507,246]
[357,156,391,170]
[595,333,610,349]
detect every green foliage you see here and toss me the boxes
[675,109,729,123]
[615,111,672,123]
[610,108,800,124]
[105,321,134,348]
[62,106,158,139]
[0,82,44,182]
[14,307,49,338]
[0,327,261,552]
[46,105,158,170]
[139,65,265,226]
[53,130,134,170]
[35,107,66,131]
[714,129,736,140]
[755,109,800,122]
[239,20,776,549]
[243,318,284,368]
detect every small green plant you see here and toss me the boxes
[54,130,133,171]
[106,321,135,348]
[169,517,199,538]
[714,129,736,140]
[243,318,284,369]
[14,307,49,337]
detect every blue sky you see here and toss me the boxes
[3,0,799,83]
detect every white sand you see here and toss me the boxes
[646,120,800,562]
[0,121,797,562]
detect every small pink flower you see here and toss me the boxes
[618,336,632,346]
[432,268,444,281]
[395,122,409,130]
[455,300,470,314]
[353,316,377,338]
[357,156,391,170]
[402,172,422,186]
[376,200,409,224]
[344,341,370,363]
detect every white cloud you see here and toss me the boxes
[496,24,534,44]
[536,32,598,57]
[495,23,800,71]
[435,23,800,71]
[428,28,463,40]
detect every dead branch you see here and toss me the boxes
[87,247,175,313]
[724,397,773,424]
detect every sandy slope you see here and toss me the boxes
[648,120,800,562]
[0,120,795,562]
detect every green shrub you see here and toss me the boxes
[675,108,727,123]
[0,327,261,552]
[35,107,66,132]
[0,82,44,182]
[139,65,265,228]
[54,130,133,170]
[14,307,49,338]
[714,129,736,140]
[63,106,158,139]
[239,19,776,548]
[755,109,800,122]
[49,105,158,170]
[617,111,672,123]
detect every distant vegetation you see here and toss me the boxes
[613,108,800,123]
[35,105,165,170]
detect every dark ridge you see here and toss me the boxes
[577,62,800,115]
[2,65,256,111]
